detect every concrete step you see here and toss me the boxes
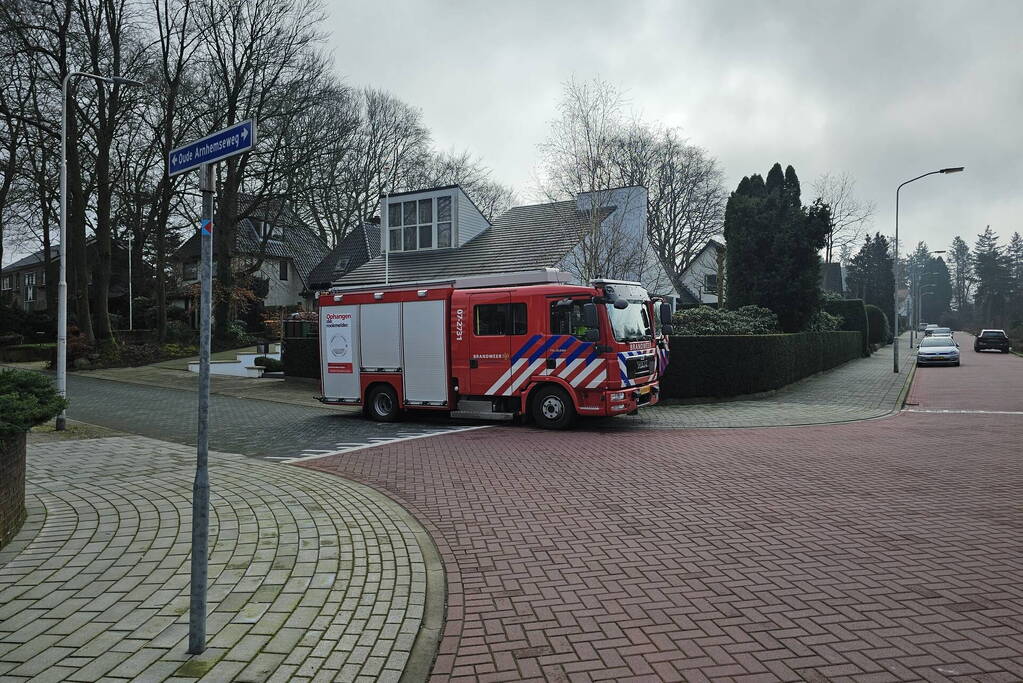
[187,361,264,378]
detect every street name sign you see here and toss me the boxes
[168,119,256,176]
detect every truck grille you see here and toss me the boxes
[626,354,653,378]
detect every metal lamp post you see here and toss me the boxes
[892,167,964,374]
[127,232,133,331]
[57,73,144,430]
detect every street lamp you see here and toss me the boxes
[56,72,144,430]
[892,167,963,374]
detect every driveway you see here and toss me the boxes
[302,333,1023,681]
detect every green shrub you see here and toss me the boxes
[0,370,67,440]
[822,299,870,356]
[672,305,779,335]
[162,343,198,358]
[864,304,890,345]
[660,331,862,398]
[165,320,197,345]
[217,320,255,350]
[254,356,283,372]
[805,310,843,332]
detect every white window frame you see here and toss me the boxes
[703,272,717,294]
[1,274,11,291]
[256,219,276,241]
[385,193,455,253]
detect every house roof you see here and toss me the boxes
[2,239,116,274]
[679,237,725,277]
[175,217,328,287]
[307,224,380,289]
[331,200,611,287]
[2,249,54,273]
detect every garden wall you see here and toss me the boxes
[660,331,863,399]
[0,433,27,549]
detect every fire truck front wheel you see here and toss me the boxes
[366,384,401,422]
[530,385,576,430]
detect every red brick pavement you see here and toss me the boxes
[908,333,1023,412]
[301,340,1023,682]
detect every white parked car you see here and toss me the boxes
[916,336,960,366]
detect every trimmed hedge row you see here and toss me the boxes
[822,299,870,357]
[0,344,55,363]
[660,331,863,399]
[283,337,319,379]
[864,304,890,345]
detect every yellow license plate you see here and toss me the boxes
[638,385,652,395]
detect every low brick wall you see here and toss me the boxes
[0,432,27,549]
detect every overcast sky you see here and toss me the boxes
[327,0,1023,256]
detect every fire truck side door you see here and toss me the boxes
[468,292,515,396]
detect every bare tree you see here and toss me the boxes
[537,77,722,295]
[613,126,725,293]
[812,171,874,264]
[197,0,332,339]
[537,78,656,286]
[412,150,515,221]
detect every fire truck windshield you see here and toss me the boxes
[605,301,651,342]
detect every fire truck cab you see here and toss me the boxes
[317,269,671,429]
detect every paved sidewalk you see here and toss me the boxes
[618,335,917,429]
[0,435,442,682]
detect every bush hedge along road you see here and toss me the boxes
[661,331,863,399]
[823,299,871,357]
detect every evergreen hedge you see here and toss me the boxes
[864,304,890,345]
[660,331,862,399]
[822,299,870,356]
[282,337,319,379]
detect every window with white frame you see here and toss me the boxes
[386,195,453,252]
[24,272,35,287]
[1,274,12,290]
[256,219,276,240]
[703,273,717,294]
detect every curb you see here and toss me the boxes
[893,356,918,413]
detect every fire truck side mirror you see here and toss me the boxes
[659,302,672,326]
[662,324,674,336]
[581,302,599,328]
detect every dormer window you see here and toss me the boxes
[256,220,277,241]
[387,195,453,252]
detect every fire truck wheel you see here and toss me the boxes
[367,384,401,422]
[530,385,576,430]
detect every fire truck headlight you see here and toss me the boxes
[610,392,625,401]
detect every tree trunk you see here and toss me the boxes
[214,165,237,343]
[65,102,93,342]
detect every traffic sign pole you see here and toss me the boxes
[188,163,214,654]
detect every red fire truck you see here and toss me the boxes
[316,269,671,429]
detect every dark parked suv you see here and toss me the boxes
[974,329,1011,353]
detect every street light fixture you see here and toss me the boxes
[892,167,964,374]
[56,72,144,430]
